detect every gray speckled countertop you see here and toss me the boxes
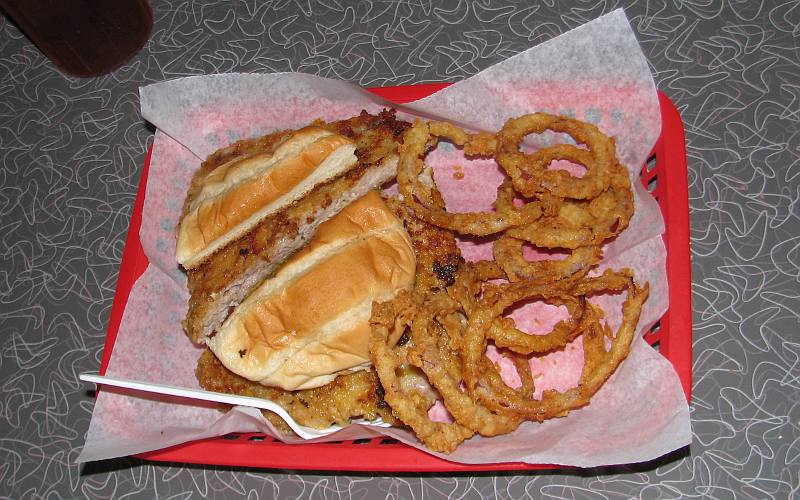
[1,1,798,498]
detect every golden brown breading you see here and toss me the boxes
[196,349,401,432]
[385,197,464,295]
[183,110,410,344]
[193,194,465,433]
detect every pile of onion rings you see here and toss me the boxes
[370,114,650,453]
[397,113,634,287]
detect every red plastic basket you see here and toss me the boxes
[98,84,691,472]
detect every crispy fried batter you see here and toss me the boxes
[193,193,463,433]
[385,197,464,295]
[196,349,400,432]
[184,110,410,343]
[368,116,648,454]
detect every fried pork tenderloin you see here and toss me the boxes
[194,194,466,431]
[181,110,410,344]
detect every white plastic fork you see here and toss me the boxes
[79,373,390,440]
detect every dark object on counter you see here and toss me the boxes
[0,0,152,77]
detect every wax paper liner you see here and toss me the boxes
[79,9,691,467]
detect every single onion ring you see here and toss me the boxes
[504,180,633,249]
[476,280,649,420]
[487,295,588,355]
[494,178,607,252]
[458,270,649,420]
[369,293,474,453]
[407,294,523,436]
[495,113,616,200]
[397,120,544,236]
[493,235,602,284]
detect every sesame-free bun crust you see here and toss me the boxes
[177,127,357,269]
[205,192,416,390]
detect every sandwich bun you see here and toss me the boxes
[206,191,416,390]
[177,127,358,269]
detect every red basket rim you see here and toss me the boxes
[98,83,692,472]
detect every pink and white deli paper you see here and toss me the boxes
[79,9,691,467]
